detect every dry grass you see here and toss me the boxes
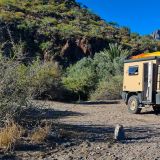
[0,120,23,151]
[30,124,51,144]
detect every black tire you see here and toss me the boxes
[128,95,142,114]
[153,105,160,114]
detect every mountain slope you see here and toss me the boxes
[152,30,160,40]
[0,0,159,64]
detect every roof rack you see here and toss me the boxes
[124,56,160,63]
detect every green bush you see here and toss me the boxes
[113,57,124,75]
[41,17,58,26]
[62,43,127,100]
[92,44,127,81]
[62,58,96,99]
[90,75,123,101]
[93,50,113,81]
[40,41,53,52]
[90,45,125,100]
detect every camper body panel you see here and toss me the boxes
[123,59,157,92]
[123,61,143,92]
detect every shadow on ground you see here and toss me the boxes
[14,107,86,137]
[50,124,160,144]
[76,100,120,105]
[0,154,20,160]
[125,125,160,143]
[18,107,84,120]
[14,123,160,151]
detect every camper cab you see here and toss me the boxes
[122,56,160,114]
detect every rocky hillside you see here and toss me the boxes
[151,30,160,40]
[0,0,159,64]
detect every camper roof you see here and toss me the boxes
[124,56,160,63]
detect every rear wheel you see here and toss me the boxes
[153,105,160,113]
[128,95,142,114]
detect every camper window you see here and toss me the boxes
[128,66,138,75]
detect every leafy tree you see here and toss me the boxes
[62,58,96,99]
[93,50,113,80]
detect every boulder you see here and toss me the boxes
[114,124,125,141]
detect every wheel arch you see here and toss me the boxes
[125,92,142,105]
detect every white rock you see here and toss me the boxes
[114,124,125,141]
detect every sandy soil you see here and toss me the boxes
[3,100,160,160]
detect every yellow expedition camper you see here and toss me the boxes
[122,52,160,114]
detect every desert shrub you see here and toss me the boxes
[0,119,23,151]
[40,41,53,53]
[62,58,96,100]
[0,58,30,116]
[0,55,63,118]
[29,60,74,101]
[17,19,38,33]
[90,45,125,100]
[41,17,58,26]
[0,119,51,152]
[90,75,123,100]
[28,60,61,97]
[30,124,51,144]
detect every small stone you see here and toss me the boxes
[114,124,125,141]
[96,146,100,150]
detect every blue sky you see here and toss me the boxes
[76,0,160,35]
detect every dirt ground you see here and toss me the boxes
[2,100,160,160]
